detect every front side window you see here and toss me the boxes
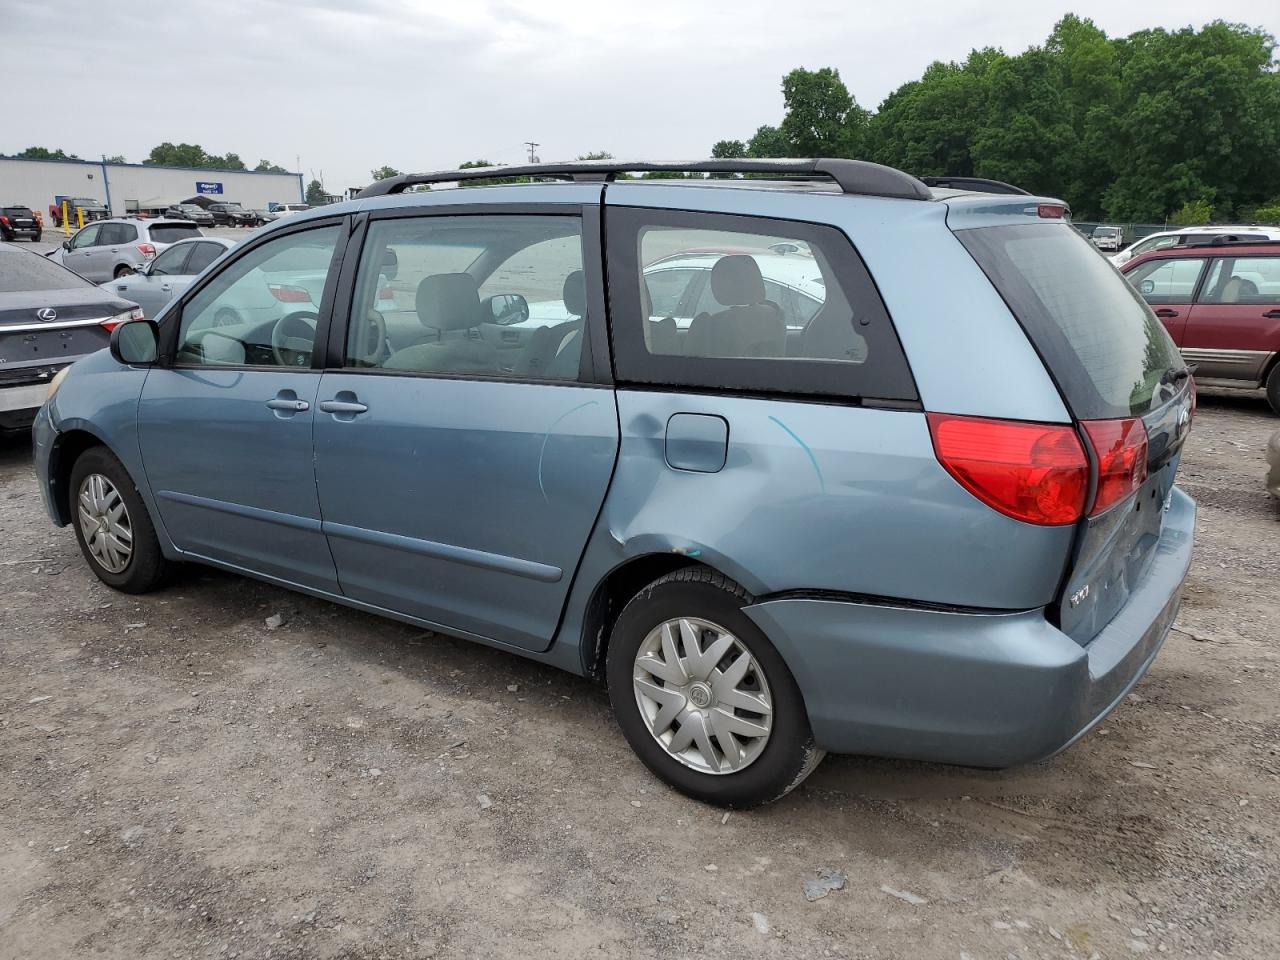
[149,244,191,276]
[346,214,586,381]
[1199,257,1280,305]
[1126,257,1207,304]
[176,224,340,367]
[69,224,101,249]
[607,209,913,400]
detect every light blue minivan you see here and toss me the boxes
[33,160,1196,806]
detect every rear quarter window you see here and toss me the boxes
[605,207,916,403]
[958,223,1183,420]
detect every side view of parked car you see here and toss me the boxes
[1122,239,1280,413]
[206,202,257,227]
[34,159,1196,807]
[164,203,216,227]
[98,237,234,318]
[1,205,43,241]
[1111,226,1280,267]
[46,218,205,281]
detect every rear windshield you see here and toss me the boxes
[149,224,202,244]
[0,251,92,293]
[958,223,1183,419]
[2,207,35,217]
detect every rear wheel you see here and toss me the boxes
[69,447,170,593]
[605,568,824,807]
[1266,364,1280,416]
[114,264,134,278]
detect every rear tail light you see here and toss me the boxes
[101,307,145,332]
[137,242,156,259]
[0,216,9,225]
[377,285,393,300]
[268,283,313,303]
[927,414,1088,525]
[1082,418,1147,515]
[34,212,43,224]
[1037,203,1068,219]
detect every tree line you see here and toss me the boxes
[4,143,293,174]
[708,16,1280,223]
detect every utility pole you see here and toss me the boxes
[524,141,540,163]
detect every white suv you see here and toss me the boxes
[1111,226,1280,266]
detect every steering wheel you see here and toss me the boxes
[351,308,388,366]
[270,310,319,367]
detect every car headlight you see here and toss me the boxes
[46,364,72,401]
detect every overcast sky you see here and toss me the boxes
[2,0,1277,192]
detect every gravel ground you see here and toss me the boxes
[1,388,1278,960]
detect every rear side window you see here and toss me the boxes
[1200,256,1280,304]
[0,251,92,292]
[149,224,202,244]
[606,208,915,402]
[959,223,1182,420]
[99,223,138,244]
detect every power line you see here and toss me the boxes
[523,141,540,163]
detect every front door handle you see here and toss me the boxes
[266,396,309,412]
[319,399,368,415]
[1264,309,1280,319]
[1154,308,1179,318]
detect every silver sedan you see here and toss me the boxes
[98,237,234,319]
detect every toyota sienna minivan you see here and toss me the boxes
[33,159,1196,806]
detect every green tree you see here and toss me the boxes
[370,165,402,181]
[103,154,127,164]
[779,67,867,156]
[304,179,327,204]
[746,124,789,157]
[255,160,289,173]
[576,151,614,161]
[144,142,210,167]
[11,146,80,160]
[1254,199,1280,223]
[455,159,526,186]
[1169,198,1213,225]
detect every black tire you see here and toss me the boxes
[1266,364,1280,416]
[69,446,170,594]
[605,568,824,807]
[114,264,134,278]
[32,233,42,242]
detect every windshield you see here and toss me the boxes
[958,223,1183,419]
[0,251,93,292]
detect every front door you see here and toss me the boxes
[109,242,192,318]
[1126,254,1207,345]
[312,204,618,650]
[137,221,346,591]
[1182,254,1280,384]
[62,223,101,278]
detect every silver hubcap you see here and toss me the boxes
[77,473,133,574]
[632,617,773,775]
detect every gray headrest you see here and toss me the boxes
[416,273,483,331]
[562,270,586,317]
[710,255,766,306]
[640,278,653,318]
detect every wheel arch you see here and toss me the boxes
[47,427,114,525]
[578,553,729,681]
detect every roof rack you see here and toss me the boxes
[355,159,932,202]
[1177,236,1280,250]
[918,176,1029,196]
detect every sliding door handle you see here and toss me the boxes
[318,399,368,414]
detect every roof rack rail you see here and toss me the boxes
[1178,236,1280,249]
[355,159,932,202]
[918,176,1030,196]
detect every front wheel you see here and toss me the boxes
[69,446,170,593]
[606,568,824,807]
[1266,364,1280,416]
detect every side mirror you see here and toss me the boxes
[110,319,159,365]
[484,293,529,326]
[62,240,71,251]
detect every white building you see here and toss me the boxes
[0,157,305,218]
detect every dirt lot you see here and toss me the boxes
[1,390,1277,960]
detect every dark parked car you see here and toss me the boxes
[1,206,42,242]
[206,202,256,227]
[49,196,109,226]
[165,203,216,226]
[0,243,140,429]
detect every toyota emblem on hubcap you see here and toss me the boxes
[37,308,57,322]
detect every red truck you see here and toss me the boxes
[1122,239,1280,414]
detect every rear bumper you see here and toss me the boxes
[744,487,1196,768]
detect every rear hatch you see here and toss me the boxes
[2,207,39,231]
[146,222,203,247]
[955,221,1193,645]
